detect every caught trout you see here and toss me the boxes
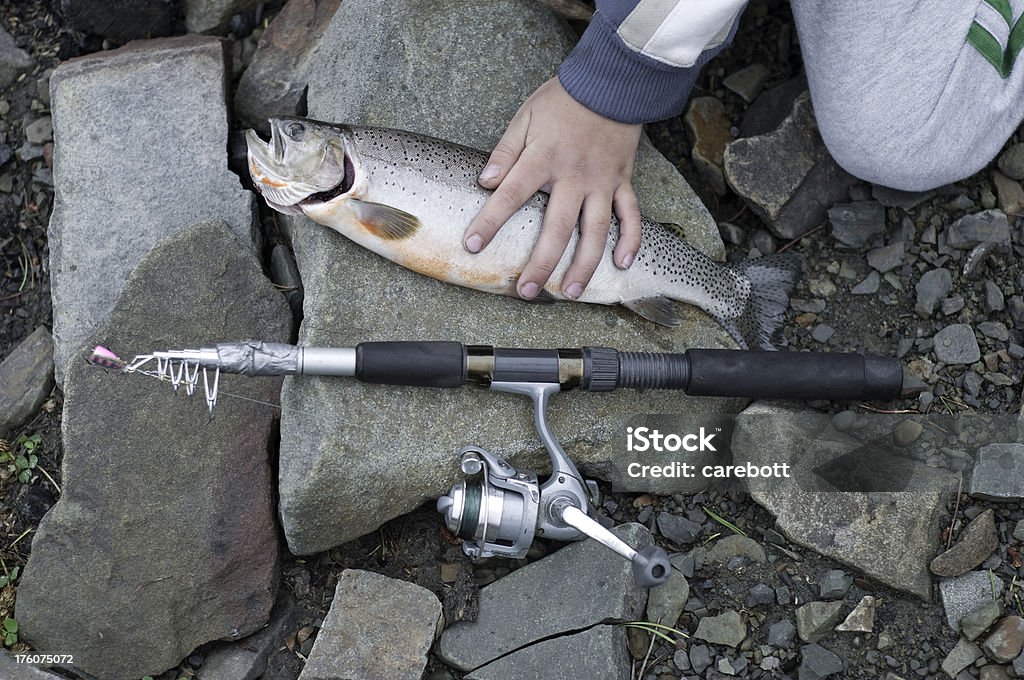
[246,116,799,350]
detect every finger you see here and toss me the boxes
[464,158,546,253]
[518,186,582,299]
[611,184,642,268]
[477,108,531,189]
[561,194,612,299]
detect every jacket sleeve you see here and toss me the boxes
[558,0,749,124]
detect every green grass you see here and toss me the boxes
[702,505,747,537]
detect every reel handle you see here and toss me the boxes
[557,504,671,587]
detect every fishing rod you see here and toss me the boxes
[89,341,903,587]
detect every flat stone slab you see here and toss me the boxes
[279,0,737,553]
[0,326,54,439]
[732,401,960,599]
[969,443,1024,500]
[16,221,290,680]
[940,571,1006,632]
[438,524,652,672]
[48,35,257,381]
[930,508,998,577]
[466,625,630,680]
[298,570,441,680]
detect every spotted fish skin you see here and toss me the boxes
[246,117,800,349]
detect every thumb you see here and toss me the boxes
[479,109,530,188]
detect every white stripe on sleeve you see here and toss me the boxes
[618,0,749,68]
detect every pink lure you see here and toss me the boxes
[88,345,125,370]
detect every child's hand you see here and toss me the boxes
[464,77,643,300]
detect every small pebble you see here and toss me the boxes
[832,410,857,431]
[978,321,1009,341]
[985,281,1005,312]
[812,324,835,343]
[933,325,982,365]
[852,271,880,295]
[867,241,905,272]
[893,419,924,446]
[941,295,965,315]
[998,142,1024,180]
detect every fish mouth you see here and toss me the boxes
[245,123,355,211]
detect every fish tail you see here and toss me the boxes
[716,254,802,350]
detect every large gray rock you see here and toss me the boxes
[724,93,856,240]
[48,35,257,382]
[279,211,740,551]
[16,221,289,680]
[466,625,630,680]
[298,570,442,680]
[0,27,35,89]
[279,0,735,553]
[235,0,342,133]
[0,326,54,439]
[969,443,1024,500]
[438,524,651,672]
[59,0,178,42]
[732,402,959,599]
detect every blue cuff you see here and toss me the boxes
[558,10,732,124]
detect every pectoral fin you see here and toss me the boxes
[350,199,421,240]
[623,296,681,327]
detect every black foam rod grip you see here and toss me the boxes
[684,349,903,401]
[355,342,466,388]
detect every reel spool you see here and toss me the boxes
[437,383,671,588]
[437,447,539,559]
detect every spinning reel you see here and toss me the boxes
[437,382,672,588]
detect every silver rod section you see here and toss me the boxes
[298,347,357,376]
[559,505,639,562]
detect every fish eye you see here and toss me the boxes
[285,122,305,139]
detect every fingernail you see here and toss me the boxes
[479,165,500,182]
[564,282,583,300]
[619,252,635,269]
[519,282,539,299]
[465,234,483,253]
